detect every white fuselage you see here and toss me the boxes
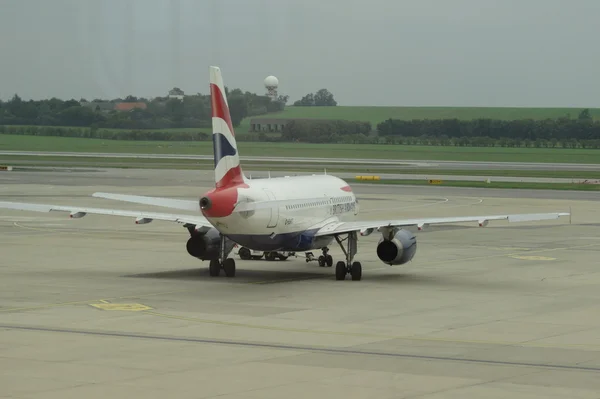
[204,174,359,252]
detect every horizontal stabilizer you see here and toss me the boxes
[93,192,332,214]
[93,192,199,212]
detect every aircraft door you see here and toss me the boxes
[263,189,278,228]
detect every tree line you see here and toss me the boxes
[272,117,600,148]
[0,89,289,130]
[376,109,599,142]
[0,125,211,141]
[5,120,600,149]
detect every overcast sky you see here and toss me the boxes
[1,0,599,107]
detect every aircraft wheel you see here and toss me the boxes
[325,254,333,267]
[238,247,252,260]
[278,255,288,261]
[350,261,362,281]
[335,261,346,280]
[318,255,326,267]
[223,258,236,277]
[209,259,221,277]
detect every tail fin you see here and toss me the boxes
[209,66,245,188]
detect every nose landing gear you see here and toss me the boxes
[305,247,333,267]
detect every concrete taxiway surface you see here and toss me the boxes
[2,166,599,187]
[2,150,600,171]
[1,168,600,398]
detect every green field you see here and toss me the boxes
[240,105,600,129]
[1,134,600,164]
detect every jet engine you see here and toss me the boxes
[186,227,234,261]
[376,229,417,265]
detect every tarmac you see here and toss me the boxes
[1,167,600,398]
[2,166,600,187]
[2,150,600,171]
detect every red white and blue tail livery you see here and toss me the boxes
[210,66,245,189]
[0,66,571,281]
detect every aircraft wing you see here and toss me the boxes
[0,201,212,228]
[314,212,571,237]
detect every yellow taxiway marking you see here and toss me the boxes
[511,255,556,261]
[1,242,597,314]
[90,302,153,311]
[0,290,187,314]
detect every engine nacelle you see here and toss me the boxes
[376,229,417,265]
[185,227,235,261]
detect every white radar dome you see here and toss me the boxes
[264,75,279,88]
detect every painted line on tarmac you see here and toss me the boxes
[138,309,600,352]
[2,244,597,351]
[6,218,594,313]
[90,303,153,311]
[0,240,587,315]
[2,324,600,372]
[12,221,184,237]
[0,216,58,222]
[510,255,556,261]
[0,289,191,314]
[420,241,600,268]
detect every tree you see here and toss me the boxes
[293,89,337,106]
[578,108,592,121]
[278,95,289,105]
[313,88,337,106]
[227,95,248,127]
[293,93,314,106]
[0,81,293,129]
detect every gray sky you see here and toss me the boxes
[1,0,599,107]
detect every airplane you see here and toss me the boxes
[0,66,571,281]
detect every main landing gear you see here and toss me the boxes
[333,231,362,281]
[209,234,236,278]
[304,233,362,281]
